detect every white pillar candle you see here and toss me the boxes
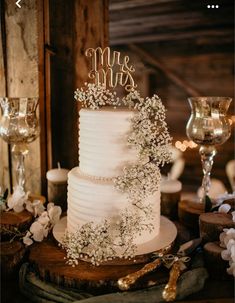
[46,163,69,211]
[46,168,69,183]
[160,179,182,193]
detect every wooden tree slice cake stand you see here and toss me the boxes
[29,216,177,293]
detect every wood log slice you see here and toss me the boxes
[0,195,46,240]
[29,239,169,293]
[0,210,33,239]
[0,241,26,276]
[203,241,231,280]
[178,200,204,232]
[199,212,235,243]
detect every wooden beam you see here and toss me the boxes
[128,44,201,97]
[110,12,220,29]
[48,0,109,172]
[74,0,109,88]
[110,17,232,36]
[0,0,7,96]
[37,0,48,195]
[111,29,233,45]
[43,0,53,171]
[0,0,12,192]
[73,0,109,166]
[110,0,181,11]
[4,1,41,194]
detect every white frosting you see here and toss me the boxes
[67,167,160,245]
[67,107,161,252]
[79,108,138,178]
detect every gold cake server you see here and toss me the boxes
[117,238,201,291]
[162,255,190,301]
[162,238,202,302]
[117,244,171,291]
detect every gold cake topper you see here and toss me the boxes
[85,47,137,92]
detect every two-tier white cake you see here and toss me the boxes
[67,107,160,247]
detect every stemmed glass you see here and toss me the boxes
[186,97,232,203]
[0,98,40,192]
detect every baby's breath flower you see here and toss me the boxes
[74,83,121,109]
[68,85,172,266]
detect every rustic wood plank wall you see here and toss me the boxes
[49,0,109,170]
[109,0,234,192]
[0,1,9,192]
[146,51,234,190]
[113,45,233,191]
[0,0,41,194]
[1,0,110,194]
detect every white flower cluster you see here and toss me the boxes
[23,202,62,246]
[7,186,30,213]
[220,228,235,277]
[63,220,114,266]
[114,162,160,214]
[218,203,232,214]
[125,91,172,166]
[74,83,120,109]
[3,186,62,246]
[62,217,135,266]
[68,85,172,265]
[119,208,154,241]
[62,202,157,266]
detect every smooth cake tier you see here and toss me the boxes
[79,107,138,178]
[67,167,160,246]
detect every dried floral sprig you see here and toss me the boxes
[114,162,161,212]
[0,226,26,243]
[74,83,121,109]
[62,209,149,266]
[65,84,172,266]
[124,90,172,166]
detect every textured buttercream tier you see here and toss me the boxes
[79,107,138,178]
[67,167,160,245]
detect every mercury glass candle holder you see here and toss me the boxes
[186,96,232,203]
[0,97,40,192]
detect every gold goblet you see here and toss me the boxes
[186,97,232,203]
[0,98,40,192]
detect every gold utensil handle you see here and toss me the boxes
[118,258,162,291]
[162,261,181,302]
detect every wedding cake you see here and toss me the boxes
[62,47,172,265]
[67,107,160,246]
